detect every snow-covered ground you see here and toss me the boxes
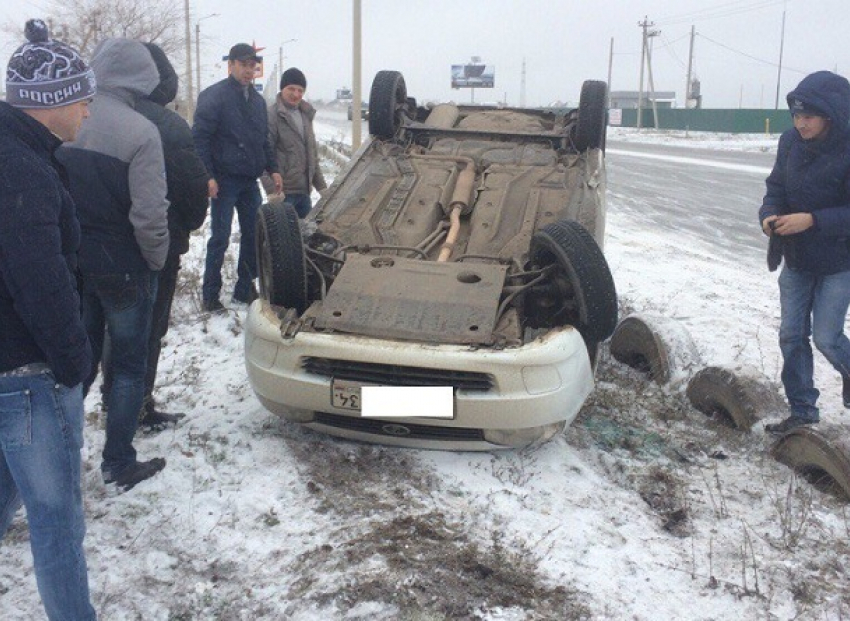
[1,118,848,620]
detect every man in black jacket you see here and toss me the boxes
[193,43,282,312]
[133,43,209,426]
[0,19,97,620]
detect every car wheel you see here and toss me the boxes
[610,315,672,383]
[771,426,850,501]
[686,366,760,430]
[368,70,407,139]
[256,202,308,312]
[529,220,618,343]
[573,80,608,152]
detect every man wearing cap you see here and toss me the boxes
[193,43,282,313]
[0,18,98,620]
[759,70,850,434]
[269,67,327,218]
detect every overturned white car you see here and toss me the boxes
[245,70,616,449]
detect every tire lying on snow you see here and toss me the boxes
[609,314,699,384]
[771,426,850,501]
[528,219,618,344]
[686,365,781,431]
[256,202,308,313]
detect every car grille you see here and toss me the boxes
[314,412,486,441]
[301,358,493,391]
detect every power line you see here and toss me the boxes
[656,0,787,26]
[659,32,689,70]
[696,33,806,75]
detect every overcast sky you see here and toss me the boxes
[3,0,849,109]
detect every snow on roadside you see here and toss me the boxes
[1,118,848,620]
[609,126,779,153]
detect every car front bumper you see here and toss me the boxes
[245,301,594,450]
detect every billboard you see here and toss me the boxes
[451,63,495,89]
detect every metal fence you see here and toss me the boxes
[612,108,793,134]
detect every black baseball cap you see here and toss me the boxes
[224,43,261,63]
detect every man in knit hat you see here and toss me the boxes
[760,70,850,434]
[0,19,98,620]
[269,67,327,218]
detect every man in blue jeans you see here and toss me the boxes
[59,38,170,488]
[760,70,850,434]
[193,43,282,312]
[1,19,97,619]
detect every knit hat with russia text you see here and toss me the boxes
[5,19,96,109]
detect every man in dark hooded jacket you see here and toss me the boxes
[759,70,850,433]
[130,42,208,427]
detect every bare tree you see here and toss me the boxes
[43,0,183,58]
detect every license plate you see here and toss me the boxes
[331,379,364,411]
[331,380,454,418]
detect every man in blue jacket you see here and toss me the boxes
[759,70,850,433]
[193,43,282,312]
[0,19,97,620]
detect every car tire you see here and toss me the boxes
[368,70,407,139]
[771,426,850,501]
[686,366,760,430]
[256,202,308,313]
[573,80,608,152]
[529,220,618,343]
[609,315,672,383]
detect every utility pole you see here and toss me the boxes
[184,0,194,121]
[685,25,695,109]
[645,28,660,129]
[637,17,653,130]
[352,0,362,151]
[774,6,786,109]
[520,57,526,107]
[195,23,200,97]
[607,37,614,107]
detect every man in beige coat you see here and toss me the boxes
[268,67,327,218]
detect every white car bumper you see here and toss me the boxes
[245,301,594,450]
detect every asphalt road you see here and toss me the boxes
[605,140,776,262]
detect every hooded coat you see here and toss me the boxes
[136,43,209,255]
[0,102,92,386]
[57,38,170,273]
[760,70,850,275]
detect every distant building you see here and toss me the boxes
[610,90,676,109]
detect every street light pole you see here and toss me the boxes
[195,13,219,96]
[278,38,297,90]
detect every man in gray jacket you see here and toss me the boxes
[58,38,169,491]
[269,67,327,218]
